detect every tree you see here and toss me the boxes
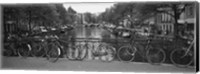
[3,4,69,33]
[98,3,137,26]
[84,12,97,23]
[23,4,60,30]
[55,4,69,25]
[98,2,195,38]
[67,6,77,14]
[65,6,77,24]
[133,2,195,38]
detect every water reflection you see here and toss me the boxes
[67,25,116,60]
[73,25,115,40]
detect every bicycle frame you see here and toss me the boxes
[182,40,194,58]
[128,38,152,59]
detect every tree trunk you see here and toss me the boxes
[172,5,178,39]
[29,10,32,32]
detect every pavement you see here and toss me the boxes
[1,56,196,73]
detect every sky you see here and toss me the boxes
[63,3,115,14]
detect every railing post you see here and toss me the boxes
[86,40,94,60]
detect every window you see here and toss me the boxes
[169,11,173,22]
[168,13,171,22]
[163,13,166,22]
[171,24,174,32]
[163,24,166,31]
[157,14,162,23]
[162,13,165,22]
[189,6,193,15]
[186,6,194,18]
[164,13,167,22]
[166,14,169,22]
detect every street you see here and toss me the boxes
[1,57,195,73]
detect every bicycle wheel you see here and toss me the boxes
[3,43,12,56]
[146,47,166,65]
[170,49,194,68]
[117,45,137,62]
[17,43,31,58]
[46,43,61,63]
[3,48,13,56]
[31,43,45,57]
[98,44,116,62]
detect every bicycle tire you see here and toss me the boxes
[3,48,13,56]
[31,43,46,57]
[17,43,31,58]
[46,43,61,63]
[98,44,116,62]
[170,49,194,68]
[146,47,166,65]
[117,45,137,62]
[4,43,14,56]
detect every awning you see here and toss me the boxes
[178,18,195,24]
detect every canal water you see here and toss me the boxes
[66,25,117,60]
[73,25,115,39]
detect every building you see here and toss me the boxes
[178,4,195,31]
[155,4,196,38]
[155,8,175,37]
[177,3,196,66]
[3,6,30,34]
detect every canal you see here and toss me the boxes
[62,25,120,60]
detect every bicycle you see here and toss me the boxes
[3,42,15,56]
[117,37,166,65]
[30,37,47,57]
[3,34,18,56]
[4,34,32,58]
[91,40,116,62]
[170,39,195,68]
[66,38,116,62]
[30,34,62,63]
[16,39,32,58]
[44,35,64,63]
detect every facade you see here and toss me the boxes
[178,4,195,31]
[155,4,196,37]
[3,6,31,34]
[155,8,175,37]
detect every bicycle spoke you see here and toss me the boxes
[117,46,136,62]
[47,44,60,63]
[170,49,193,67]
[146,48,166,65]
